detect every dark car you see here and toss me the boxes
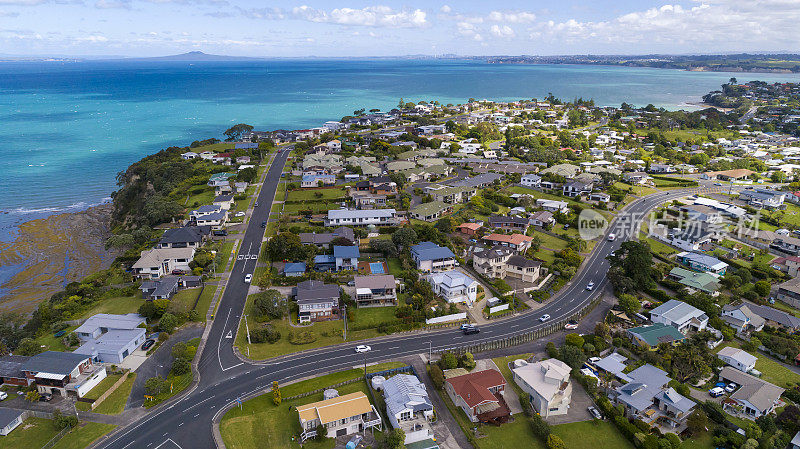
[141,339,156,350]
[261,221,267,228]
[39,393,52,402]
[462,326,480,335]
[212,229,228,236]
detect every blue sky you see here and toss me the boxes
[0,0,797,57]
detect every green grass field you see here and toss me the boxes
[76,374,122,411]
[283,202,340,215]
[194,284,218,318]
[52,422,117,449]
[220,364,403,449]
[79,295,141,318]
[217,240,236,273]
[552,420,635,449]
[350,306,399,328]
[286,187,346,201]
[0,417,116,449]
[92,373,137,415]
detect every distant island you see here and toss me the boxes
[485,53,800,73]
[119,51,263,62]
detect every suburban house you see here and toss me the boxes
[456,222,482,236]
[325,209,397,227]
[589,192,611,203]
[746,304,800,331]
[770,256,800,277]
[675,252,728,275]
[213,194,235,210]
[333,245,360,271]
[410,242,456,272]
[770,235,800,255]
[529,211,555,228]
[480,233,533,253]
[294,280,340,323]
[425,271,479,306]
[299,226,356,249]
[410,201,453,222]
[627,323,686,348]
[520,174,542,188]
[139,275,201,300]
[562,181,592,198]
[297,392,382,442]
[610,364,695,429]
[283,262,307,277]
[721,304,766,335]
[535,199,569,213]
[0,355,31,387]
[717,347,758,373]
[354,275,398,307]
[487,215,530,232]
[667,267,720,296]
[426,185,478,204]
[157,226,210,249]
[445,369,509,424]
[22,352,107,398]
[512,358,572,418]
[623,171,653,185]
[301,174,336,188]
[131,247,195,279]
[382,374,435,445]
[472,247,541,283]
[0,408,25,436]
[670,230,714,252]
[649,300,709,334]
[719,367,784,419]
[738,188,786,209]
[775,277,800,308]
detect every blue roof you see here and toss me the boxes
[314,255,335,264]
[410,241,455,261]
[333,245,360,259]
[284,262,307,273]
[302,174,336,182]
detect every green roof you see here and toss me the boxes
[628,323,686,346]
[411,201,452,219]
[669,267,720,294]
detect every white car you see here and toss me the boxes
[607,233,616,242]
[355,345,372,353]
[0,391,6,400]
[586,282,595,291]
[235,211,246,217]
[725,382,737,393]
[539,314,551,322]
[244,274,252,283]
[564,320,579,330]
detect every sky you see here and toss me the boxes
[1,0,799,57]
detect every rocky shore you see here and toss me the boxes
[0,204,121,313]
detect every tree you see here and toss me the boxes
[145,377,165,396]
[558,345,586,369]
[547,434,567,449]
[170,357,190,375]
[608,241,655,291]
[272,381,281,406]
[434,217,453,234]
[159,313,178,333]
[565,333,585,348]
[439,352,458,370]
[617,293,642,315]
[53,410,78,429]
[383,428,405,449]
[429,364,445,390]
[686,409,707,434]
[224,123,254,141]
[753,280,771,297]
[15,337,43,356]
[315,424,327,441]
[530,413,551,440]
[391,227,418,249]
[266,232,306,262]
[459,352,476,370]
[253,290,287,319]
[25,390,41,402]
[237,167,257,183]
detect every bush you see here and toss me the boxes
[530,413,551,441]
[439,352,458,370]
[170,358,191,375]
[430,364,445,390]
[459,352,476,370]
[547,434,566,449]
[53,410,78,430]
[288,330,316,345]
[251,326,281,344]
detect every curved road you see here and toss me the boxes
[95,162,745,449]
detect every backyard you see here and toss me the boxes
[0,417,115,449]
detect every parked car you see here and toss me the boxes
[39,393,52,402]
[244,274,252,283]
[725,382,738,393]
[141,339,156,350]
[254,201,259,207]
[355,345,371,353]
[235,211,246,217]
[564,320,579,330]
[709,387,725,398]
[462,326,480,335]
[588,406,602,419]
[261,221,267,228]
[212,229,228,236]
[563,224,570,230]
[0,392,7,401]
[586,282,595,291]
[539,314,551,322]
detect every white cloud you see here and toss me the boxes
[439,4,450,13]
[290,5,427,28]
[490,24,515,38]
[487,10,535,23]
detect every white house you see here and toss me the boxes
[325,209,397,227]
[717,347,758,373]
[425,271,478,306]
[649,300,708,334]
[512,359,572,418]
[521,174,541,188]
[382,374,435,444]
[131,247,195,279]
[0,408,25,436]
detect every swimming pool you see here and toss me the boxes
[369,262,385,274]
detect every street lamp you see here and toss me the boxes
[427,341,432,363]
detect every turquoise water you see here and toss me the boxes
[1,58,800,238]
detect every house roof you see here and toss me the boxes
[411,242,455,261]
[653,388,695,414]
[354,274,396,290]
[614,364,671,412]
[132,247,195,269]
[295,280,340,301]
[328,209,396,219]
[74,313,145,335]
[627,323,686,346]
[22,351,90,375]
[529,211,554,222]
[668,267,720,293]
[487,215,529,226]
[676,251,728,271]
[297,392,373,425]
[0,355,30,379]
[457,222,482,231]
[448,173,503,187]
[0,407,24,430]
[159,226,208,244]
[717,347,758,368]
[512,359,570,402]
[650,300,708,326]
[721,304,766,329]
[283,262,307,273]
[721,366,785,412]
[474,246,513,260]
[383,374,433,417]
[506,255,542,269]
[73,328,146,357]
[482,233,533,246]
[427,271,477,289]
[747,304,800,329]
[445,369,506,408]
[410,201,451,218]
[333,245,360,259]
[592,353,630,381]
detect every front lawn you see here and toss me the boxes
[92,373,137,415]
[286,187,346,201]
[715,342,800,388]
[552,420,635,449]
[52,422,117,449]
[78,295,141,318]
[76,374,123,411]
[0,417,60,449]
[350,306,400,328]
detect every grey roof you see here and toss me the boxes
[411,242,456,261]
[0,407,24,430]
[0,355,30,379]
[593,353,630,382]
[447,173,503,188]
[333,245,360,259]
[354,275,396,290]
[73,328,146,358]
[295,280,340,301]
[506,255,542,269]
[747,304,800,329]
[150,276,180,298]
[654,388,695,414]
[22,351,90,375]
[650,300,707,325]
[159,226,208,244]
[614,364,670,412]
[721,366,785,412]
[74,313,145,334]
[474,246,513,260]
[488,215,529,226]
[383,374,433,417]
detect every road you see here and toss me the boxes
[94,171,746,449]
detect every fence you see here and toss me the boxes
[41,425,71,449]
[425,313,467,325]
[433,297,600,356]
[282,378,363,401]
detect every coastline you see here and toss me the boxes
[0,203,121,314]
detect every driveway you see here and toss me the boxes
[545,382,594,425]
[126,325,204,409]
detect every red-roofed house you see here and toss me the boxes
[481,233,533,253]
[772,256,800,277]
[457,222,482,236]
[788,191,800,205]
[445,369,510,424]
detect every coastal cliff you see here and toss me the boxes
[0,204,121,313]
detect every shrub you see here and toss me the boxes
[439,352,458,370]
[530,412,551,441]
[52,410,78,430]
[288,330,316,345]
[170,358,191,375]
[547,434,566,449]
[429,365,445,390]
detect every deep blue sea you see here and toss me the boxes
[2,58,800,241]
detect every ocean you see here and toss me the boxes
[1,58,800,240]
